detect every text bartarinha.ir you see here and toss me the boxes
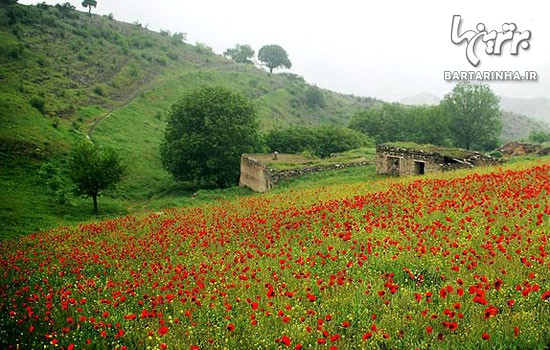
[444,71,537,81]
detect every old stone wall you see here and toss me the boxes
[239,155,272,192]
[376,144,500,176]
[271,161,370,183]
[240,154,370,192]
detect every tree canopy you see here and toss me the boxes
[349,103,451,146]
[161,86,261,188]
[81,0,96,15]
[68,140,125,215]
[224,44,255,64]
[258,44,291,74]
[441,82,502,150]
[265,126,370,158]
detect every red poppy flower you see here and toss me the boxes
[362,332,373,340]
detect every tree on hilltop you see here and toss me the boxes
[82,0,97,15]
[224,44,255,64]
[258,44,291,74]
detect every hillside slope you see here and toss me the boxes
[0,3,377,235]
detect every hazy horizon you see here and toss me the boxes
[19,0,550,102]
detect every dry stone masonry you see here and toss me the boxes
[376,144,501,176]
[239,154,369,192]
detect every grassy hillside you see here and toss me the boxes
[0,3,379,236]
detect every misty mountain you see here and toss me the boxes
[499,96,550,125]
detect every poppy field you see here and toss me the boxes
[1,162,549,349]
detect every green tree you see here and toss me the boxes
[81,0,97,15]
[68,140,125,215]
[304,86,326,108]
[224,44,255,64]
[161,86,261,188]
[349,103,408,144]
[38,163,69,205]
[312,126,370,157]
[55,2,75,19]
[528,130,550,144]
[441,82,502,150]
[407,105,451,146]
[258,44,291,74]
[265,126,369,158]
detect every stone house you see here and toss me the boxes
[376,143,500,176]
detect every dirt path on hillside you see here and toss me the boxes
[86,77,169,143]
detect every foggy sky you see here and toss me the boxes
[19,0,550,101]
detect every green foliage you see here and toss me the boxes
[349,103,451,146]
[441,82,502,150]
[81,0,97,15]
[68,140,125,214]
[304,85,326,108]
[258,44,291,74]
[194,42,212,54]
[171,32,186,44]
[161,86,261,188]
[38,162,69,204]
[224,44,255,64]
[265,125,370,158]
[265,126,317,154]
[313,126,371,157]
[55,2,75,19]
[29,96,45,114]
[528,130,550,143]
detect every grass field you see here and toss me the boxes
[1,158,548,349]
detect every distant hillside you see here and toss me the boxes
[500,111,550,142]
[400,93,550,142]
[499,96,550,125]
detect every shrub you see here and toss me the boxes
[29,96,46,114]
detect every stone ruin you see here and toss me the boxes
[239,154,370,192]
[376,143,501,176]
[497,141,550,157]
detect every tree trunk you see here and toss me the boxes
[92,194,98,216]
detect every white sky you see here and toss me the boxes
[20,0,550,101]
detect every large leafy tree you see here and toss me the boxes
[161,86,261,188]
[224,44,255,64]
[69,140,125,215]
[258,44,291,74]
[265,126,369,158]
[81,0,96,15]
[350,103,452,146]
[441,82,501,150]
